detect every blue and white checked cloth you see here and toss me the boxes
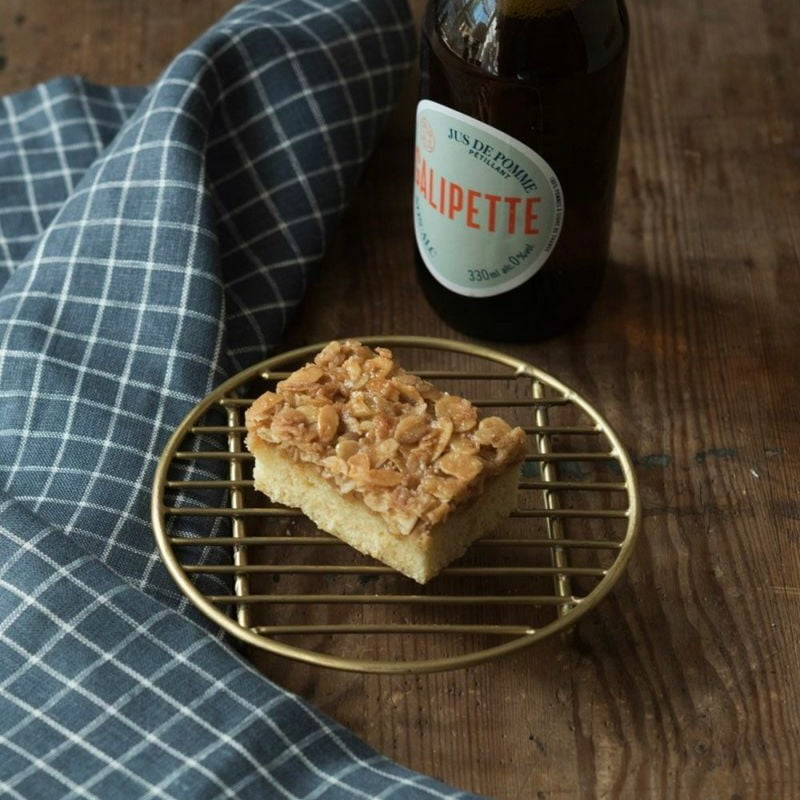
[0,1,483,797]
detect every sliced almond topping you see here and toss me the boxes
[435,394,478,432]
[474,416,513,446]
[347,451,371,479]
[347,392,373,419]
[296,404,319,423]
[365,355,393,380]
[395,381,424,410]
[373,413,394,441]
[321,455,347,477]
[394,414,428,445]
[281,364,324,387]
[422,474,465,502]
[270,407,307,439]
[363,491,391,513]
[430,418,453,461]
[245,391,280,423]
[335,439,359,460]
[437,452,483,482]
[367,468,405,487]
[449,434,479,455]
[372,437,399,467]
[316,405,339,443]
[343,356,363,385]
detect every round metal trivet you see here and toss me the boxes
[152,336,640,673]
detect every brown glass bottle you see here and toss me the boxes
[414,0,629,341]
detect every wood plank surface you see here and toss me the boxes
[2,1,798,798]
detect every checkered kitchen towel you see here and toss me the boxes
[0,1,483,797]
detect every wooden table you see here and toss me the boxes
[2,1,798,797]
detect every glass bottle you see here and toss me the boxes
[413,0,629,341]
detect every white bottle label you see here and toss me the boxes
[413,100,564,298]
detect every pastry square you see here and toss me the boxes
[245,340,527,583]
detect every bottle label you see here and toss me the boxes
[413,100,564,298]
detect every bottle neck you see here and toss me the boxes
[433,0,627,78]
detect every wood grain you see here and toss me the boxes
[2,0,799,797]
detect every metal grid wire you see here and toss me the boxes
[152,337,641,673]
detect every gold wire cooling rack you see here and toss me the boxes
[152,336,641,673]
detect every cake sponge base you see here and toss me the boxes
[248,436,521,584]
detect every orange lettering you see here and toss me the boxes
[415,173,542,237]
[417,158,428,201]
[426,165,437,210]
[467,189,481,229]
[504,196,521,234]
[448,182,464,220]
[485,193,501,232]
[525,197,541,235]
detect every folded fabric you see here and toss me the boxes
[0,2,483,797]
